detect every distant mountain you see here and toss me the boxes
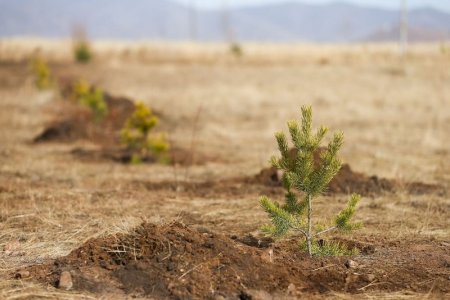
[0,0,449,42]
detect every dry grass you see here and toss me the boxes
[0,39,449,298]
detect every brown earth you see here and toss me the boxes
[33,80,218,166]
[33,89,136,145]
[16,222,450,299]
[251,148,445,196]
[252,164,445,197]
[1,41,449,299]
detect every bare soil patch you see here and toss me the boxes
[33,91,135,145]
[16,222,450,299]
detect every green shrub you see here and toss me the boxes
[72,79,90,100]
[81,88,107,122]
[74,41,93,63]
[31,57,53,90]
[230,43,243,58]
[121,101,169,164]
[260,106,362,256]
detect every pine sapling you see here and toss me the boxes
[31,57,53,90]
[72,79,90,100]
[260,105,362,257]
[74,40,93,63]
[80,89,107,123]
[121,101,169,164]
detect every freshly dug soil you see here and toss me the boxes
[33,92,136,145]
[17,222,450,299]
[251,148,445,196]
[252,164,444,196]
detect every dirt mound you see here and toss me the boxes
[33,92,136,145]
[16,222,450,298]
[33,81,217,166]
[252,148,444,196]
[18,222,308,298]
[253,164,443,196]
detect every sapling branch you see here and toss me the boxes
[315,226,337,237]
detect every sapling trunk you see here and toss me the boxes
[307,193,312,257]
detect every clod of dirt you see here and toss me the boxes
[236,234,274,248]
[17,222,450,298]
[344,259,358,269]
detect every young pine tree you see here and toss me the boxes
[260,106,362,257]
[121,102,169,164]
[74,41,93,64]
[31,57,53,90]
[77,85,108,123]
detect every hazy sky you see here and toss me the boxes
[174,0,450,12]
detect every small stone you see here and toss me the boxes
[345,259,358,269]
[287,283,296,295]
[261,248,274,263]
[58,271,73,290]
[14,270,30,279]
[365,274,376,282]
[4,240,21,255]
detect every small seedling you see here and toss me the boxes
[77,85,108,123]
[31,57,53,90]
[260,106,362,257]
[72,79,90,98]
[121,101,169,164]
[230,43,243,58]
[440,43,448,55]
[74,41,93,63]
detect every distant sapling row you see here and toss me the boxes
[121,102,169,164]
[260,106,362,256]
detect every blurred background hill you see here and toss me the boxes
[0,0,449,42]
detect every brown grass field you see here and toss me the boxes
[0,39,449,299]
